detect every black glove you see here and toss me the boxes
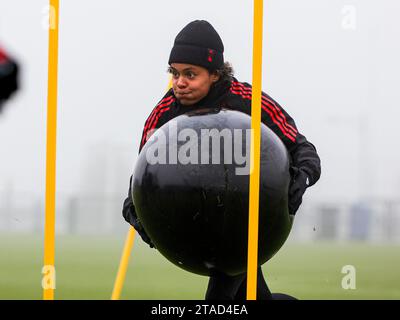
[122,196,155,248]
[288,166,310,216]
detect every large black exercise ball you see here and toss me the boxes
[132,107,293,276]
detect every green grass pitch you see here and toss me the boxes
[0,234,399,299]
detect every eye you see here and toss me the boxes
[172,71,180,78]
[168,67,180,79]
[186,71,196,79]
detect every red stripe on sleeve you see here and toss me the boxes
[140,98,175,148]
[231,82,298,136]
[230,84,296,142]
[143,96,175,135]
[141,96,175,147]
[237,82,298,134]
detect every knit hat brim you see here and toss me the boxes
[169,44,223,71]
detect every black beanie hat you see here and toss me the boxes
[168,20,224,71]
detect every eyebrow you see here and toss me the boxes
[170,67,196,72]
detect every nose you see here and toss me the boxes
[175,75,187,88]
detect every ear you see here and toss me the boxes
[210,72,220,83]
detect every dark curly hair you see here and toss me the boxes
[214,61,234,82]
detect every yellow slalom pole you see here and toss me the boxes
[111,77,172,300]
[111,227,136,300]
[43,0,60,300]
[247,0,264,300]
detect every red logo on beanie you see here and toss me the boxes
[208,49,215,63]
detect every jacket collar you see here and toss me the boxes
[175,77,232,109]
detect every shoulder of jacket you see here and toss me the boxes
[143,89,176,125]
[228,78,252,103]
[230,78,275,101]
[152,89,176,111]
[231,78,252,88]
[156,88,175,104]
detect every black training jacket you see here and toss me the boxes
[138,77,321,185]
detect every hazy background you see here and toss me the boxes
[0,0,399,240]
[1,0,400,300]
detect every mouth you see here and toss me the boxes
[175,91,191,96]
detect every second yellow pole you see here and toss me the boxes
[247,0,264,300]
[43,0,60,301]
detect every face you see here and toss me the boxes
[169,63,219,106]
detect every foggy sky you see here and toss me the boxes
[0,0,399,204]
